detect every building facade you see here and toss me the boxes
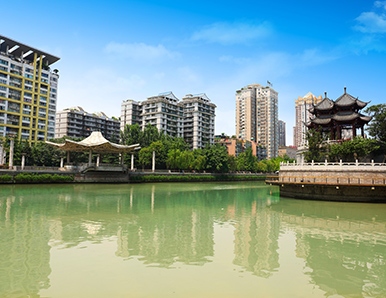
[180,93,216,149]
[141,92,184,138]
[294,92,323,148]
[0,35,59,141]
[120,99,142,130]
[215,134,267,160]
[55,107,120,141]
[120,92,216,149]
[278,120,286,146]
[278,146,297,160]
[236,83,279,159]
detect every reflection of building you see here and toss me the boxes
[215,134,267,160]
[271,199,386,298]
[55,106,120,140]
[230,189,281,278]
[0,35,59,141]
[236,83,279,158]
[0,197,52,297]
[294,92,323,148]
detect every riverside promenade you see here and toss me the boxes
[267,161,386,202]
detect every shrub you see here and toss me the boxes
[0,174,13,183]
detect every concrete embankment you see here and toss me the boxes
[267,161,386,202]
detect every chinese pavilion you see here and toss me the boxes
[307,87,372,140]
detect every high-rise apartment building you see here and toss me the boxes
[236,83,278,159]
[141,92,184,138]
[278,120,286,147]
[294,92,323,148]
[55,107,120,140]
[120,92,216,149]
[120,99,142,130]
[180,93,216,149]
[0,35,59,141]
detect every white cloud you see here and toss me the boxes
[58,68,146,117]
[191,21,272,45]
[375,1,386,9]
[354,11,386,33]
[105,42,179,61]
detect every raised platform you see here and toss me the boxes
[266,161,386,203]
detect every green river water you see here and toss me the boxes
[0,182,385,298]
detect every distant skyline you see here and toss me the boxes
[2,0,386,145]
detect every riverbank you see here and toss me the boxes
[0,171,266,184]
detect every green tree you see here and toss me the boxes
[365,104,386,142]
[303,128,327,162]
[329,137,380,161]
[204,144,229,173]
[139,147,152,169]
[166,149,181,170]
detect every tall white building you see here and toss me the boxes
[236,83,278,159]
[141,92,184,138]
[278,120,286,147]
[294,92,322,148]
[120,92,216,149]
[180,93,216,149]
[0,35,59,141]
[120,99,142,131]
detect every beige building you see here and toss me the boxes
[55,107,120,140]
[294,92,323,148]
[120,99,142,130]
[120,92,216,149]
[278,146,297,160]
[180,93,216,149]
[141,92,184,138]
[236,83,279,159]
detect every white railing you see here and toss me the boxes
[280,160,386,169]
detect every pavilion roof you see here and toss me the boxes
[46,131,141,153]
[307,111,372,127]
[309,96,334,113]
[335,91,368,108]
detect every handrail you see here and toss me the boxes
[280,160,386,168]
[266,175,386,186]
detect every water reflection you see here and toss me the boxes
[271,199,386,297]
[0,183,385,298]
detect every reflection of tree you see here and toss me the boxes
[0,198,51,298]
[272,199,386,298]
[232,188,281,278]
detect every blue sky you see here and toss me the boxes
[2,0,386,145]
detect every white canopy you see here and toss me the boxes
[46,131,140,153]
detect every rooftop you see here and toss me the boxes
[0,35,60,65]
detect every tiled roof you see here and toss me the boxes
[335,92,368,108]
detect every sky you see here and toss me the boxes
[2,0,386,145]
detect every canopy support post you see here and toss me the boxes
[152,151,155,172]
[88,150,92,166]
[131,154,134,171]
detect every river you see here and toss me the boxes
[0,182,385,298]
